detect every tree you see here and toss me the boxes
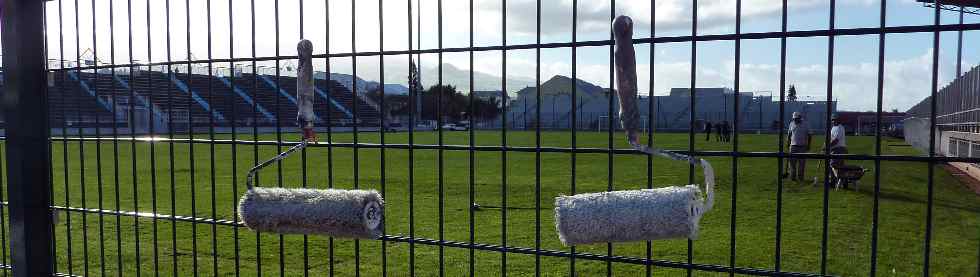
[787,85,798,102]
[365,87,410,121]
[383,84,502,121]
[408,58,423,116]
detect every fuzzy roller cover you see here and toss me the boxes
[239,187,384,238]
[553,15,715,246]
[554,159,714,245]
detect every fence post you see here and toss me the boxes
[1,0,55,276]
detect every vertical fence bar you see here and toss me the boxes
[90,6,106,277]
[40,5,56,274]
[1,0,55,275]
[533,0,542,275]
[125,0,143,273]
[468,0,477,275]
[273,0,285,273]
[774,0,788,271]
[350,0,362,275]
[870,1,886,276]
[688,1,698,275]
[108,0,125,274]
[569,0,578,274]
[92,0,107,276]
[406,1,416,275]
[377,0,388,275]
[924,1,941,276]
[165,1,180,275]
[249,0,262,273]
[500,0,508,275]
[205,0,219,274]
[227,0,241,275]
[646,0,656,275]
[58,0,75,273]
[436,0,446,275]
[821,0,836,274]
[145,1,161,275]
[183,0,198,274]
[466,0,482,272]
[73,0,91,273]
[730,0,742,275]
[323,1,334,275]
[606,2,616,275]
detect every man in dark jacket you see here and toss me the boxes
[715,121,723,141]
[704,121,712,141]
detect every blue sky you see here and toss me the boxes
[41,0,980,111]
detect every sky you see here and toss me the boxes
[37,0,980,111]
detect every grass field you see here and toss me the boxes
[14,130,979,276]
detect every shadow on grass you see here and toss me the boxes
[852,186,980,214]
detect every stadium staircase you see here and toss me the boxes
[259,74,323,124]
[230,73,294,126]
[106,73,168,122]
[169,72,227,123]
[216,75,276,123]
[51,71,115,127]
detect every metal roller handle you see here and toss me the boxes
[245,140,309,190]
[614,15,714,211]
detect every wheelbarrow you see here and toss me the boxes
[830,164,868,190]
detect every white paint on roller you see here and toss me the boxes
[554,159,714,245]
[554,185,705,245]
[238,187,384,239]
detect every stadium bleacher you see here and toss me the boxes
[1,69,380,130]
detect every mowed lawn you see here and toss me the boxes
[15,130,978,276]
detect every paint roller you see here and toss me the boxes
[236,40,384,239]
[553,15,715,245]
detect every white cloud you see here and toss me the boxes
[474,0,878,36]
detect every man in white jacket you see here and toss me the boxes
[829,113,847,166]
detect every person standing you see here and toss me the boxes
[785,112,811,181]
[827,113,848,187]
[715,121,723,142]
[722,120,731,142]
[704,121,712,141]
[829,113,847,166]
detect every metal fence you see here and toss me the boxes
[2,0,980,276]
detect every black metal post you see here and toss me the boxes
[1,0,55,276]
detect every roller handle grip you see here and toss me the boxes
[246,140,309,189]
[297,39,318,142]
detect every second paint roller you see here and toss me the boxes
[554,15,715,246]
[237,39,384,239]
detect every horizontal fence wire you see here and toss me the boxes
[1,0,975,276]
